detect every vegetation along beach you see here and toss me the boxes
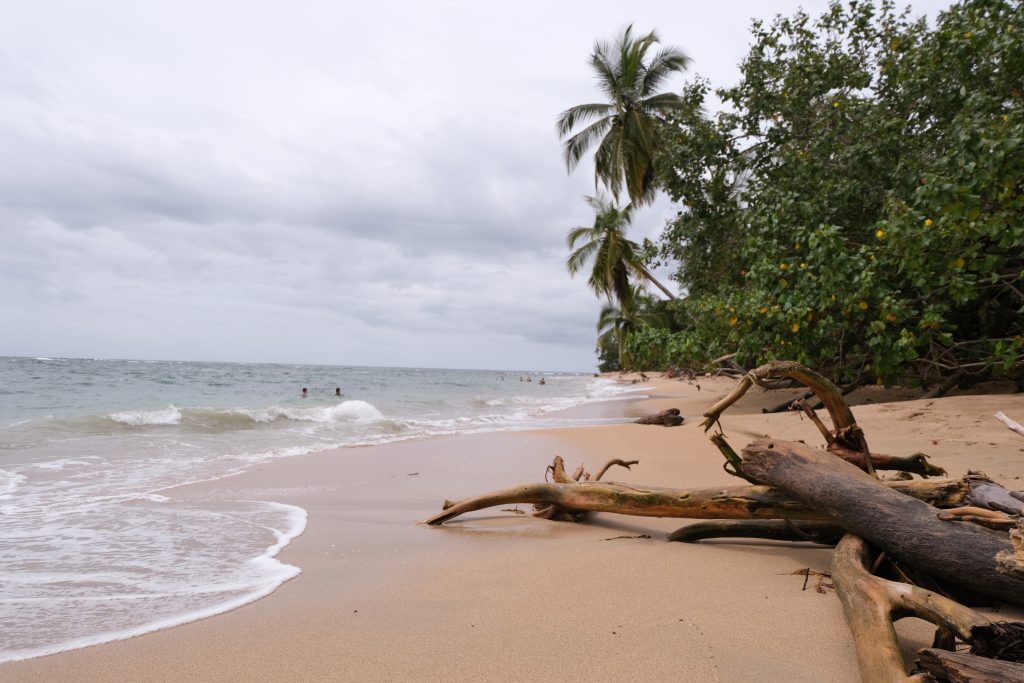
[2,0,1022,681]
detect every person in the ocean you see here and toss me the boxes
[302,387,308,397]
[335,387,342,396]
[539,377,546,385]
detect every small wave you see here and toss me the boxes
[0,470,26,497]
[238,400,383,424]
[32,459,94,471]
[108,406,182,426]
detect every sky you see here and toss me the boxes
[0,0,953,371]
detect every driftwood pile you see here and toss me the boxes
[424,361,1024,682]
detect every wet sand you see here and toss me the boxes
[4,376,1022,682]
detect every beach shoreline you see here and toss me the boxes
[4,374,1023,681]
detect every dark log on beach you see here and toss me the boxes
[827,444,947,478]
[739,439,1024,606]
[831,534,1024,683]
[634,408,684,426]
[922,372,963,400]
[668,519,846,544]
[917,648,1024,683]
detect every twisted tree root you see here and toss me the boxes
[831,534,1024,682]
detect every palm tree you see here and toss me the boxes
[597,285,666,370]
[566,195,676,301]
[557,25,690,206]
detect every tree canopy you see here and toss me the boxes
[624,0,1023,386]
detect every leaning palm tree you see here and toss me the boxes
[557,25,690,206]
[567,195,676,301]
[597,285,666,370]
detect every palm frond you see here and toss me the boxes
[556,103,613,138]
[561,117,612,171]
[640,47,690,95]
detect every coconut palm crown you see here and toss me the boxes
[557,25,690,206]
[566,195,676,302]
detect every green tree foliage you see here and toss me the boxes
[641,0,1023,385]
[558,25,691,206]
[596,285,667,371]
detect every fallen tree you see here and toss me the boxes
[424,361,1024,680]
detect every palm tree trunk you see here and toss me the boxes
[636,263,676,300]
[616,325,624,370]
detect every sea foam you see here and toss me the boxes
[0,501,307,663]
[108,405,182,426]
[0,470,26,497]
[238,400,383,424]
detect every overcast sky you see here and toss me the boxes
[0,0,953,371]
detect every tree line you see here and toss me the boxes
[559,0,1023,389]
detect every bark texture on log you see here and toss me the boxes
[423,480,834,526]
[742,440,1024,606]
[916,648,1024,682]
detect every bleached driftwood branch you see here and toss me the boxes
[996,411,1024,438]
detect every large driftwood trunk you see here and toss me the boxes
[740,439,1024,606]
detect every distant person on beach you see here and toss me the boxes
[302,387,308,397]
[539,377,546,385]
[335,387,342,396]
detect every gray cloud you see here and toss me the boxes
[0,0,952,370]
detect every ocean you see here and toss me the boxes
[0,356,639,662]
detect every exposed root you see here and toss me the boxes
[831,534,1024,682]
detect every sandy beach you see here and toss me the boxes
[3,375,1023,682]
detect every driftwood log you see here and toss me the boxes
[832,534,1024,683]
[739,439,1024,605]
[425,453,1003,527]
[425,361,1024,681]
[634,408,684,426]
[997,411,1024,439]
[917,648,1024,682]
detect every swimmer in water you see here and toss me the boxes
[302,387,308,397]
[335,387,342,396]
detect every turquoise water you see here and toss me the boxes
[0,357,639,662]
